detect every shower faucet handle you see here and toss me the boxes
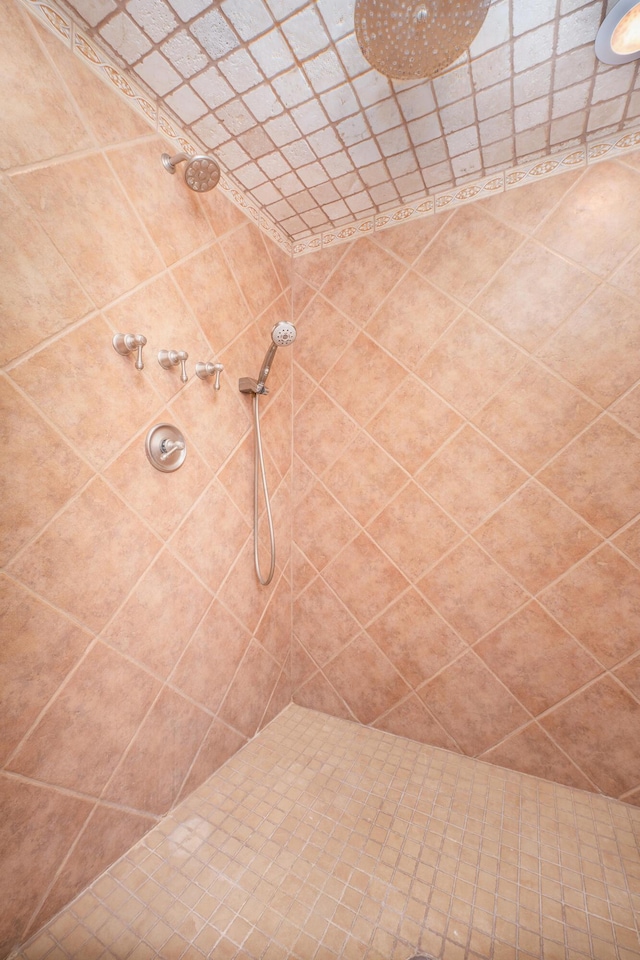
[159,438,185,461]
[158,349,189,383]
[112,333,147,370]
[195,361,224,390]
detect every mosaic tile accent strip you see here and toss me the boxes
[74,27,159,126]
[19,0,71,41]
[15,706,640,960]
[588,129,640,162]
[13,0,640,250]
[301,132,640,253]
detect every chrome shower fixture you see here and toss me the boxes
[354,0,490,80]
[112,332,146,369]
[158,348,189,383]
[195,361,224,390]
[161,151,221,192]
[239,321,297,586]
[239,321,297,396]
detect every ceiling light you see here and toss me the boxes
[595,0,640,64]
[354,0,491,81]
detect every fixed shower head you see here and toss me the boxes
[271,321,297,346]
[161,152,221,192]
[354,0,490,81]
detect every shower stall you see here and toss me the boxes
[3,0,640,957]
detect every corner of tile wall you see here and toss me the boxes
[13,0,640,262]
[304,130,640,255]
[15,0,293,258]
[19,0,71,44]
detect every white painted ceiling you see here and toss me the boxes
[55,0,640,240]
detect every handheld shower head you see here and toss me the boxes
[257,322,297,391]
[241,322,297,585]
[239,322,297,396]
[271,321,297,346]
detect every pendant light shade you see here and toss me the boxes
[354,0,491,81]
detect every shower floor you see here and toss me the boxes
[17,705,640,960]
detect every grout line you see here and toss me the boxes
[1,635,101,773]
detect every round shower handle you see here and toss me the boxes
[145,423,186,472]
[161,152,188,174]
[158,349,189,383]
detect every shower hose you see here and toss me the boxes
[252,392,276,585]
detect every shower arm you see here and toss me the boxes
[161,152,188,174]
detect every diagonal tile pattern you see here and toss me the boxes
[366,376,463,475]
[417,310,525,419]
[474,602,602,716]
[417,425,528,531]
[323,431,406,527]
[418,538,528,643]
[292,155,640,809]
[1,7,292,951]
[368,590,467,689]
[473,360,599,473]
[540,545,640,669]
[418,651,529,756]
[473,480,600,593]
[367,482,464,583]
[6,2,640,952]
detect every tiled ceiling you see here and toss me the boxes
[54,0,640,240]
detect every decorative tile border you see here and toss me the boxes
[587,129,640,163]
[375,196,434,231]
[434,173,505,210]
[74,29,158,127]
[306,130,640,255]
[15,0,640,260]
[292,235,323,257]
[16,0,293,257]
[504,148,586,189]
[18,0,71,42]
[321,216,375,249]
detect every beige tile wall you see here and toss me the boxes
[291,157,640,808]
[0,2,292,955]
[5,0,640,954]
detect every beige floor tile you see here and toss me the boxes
[15,705,640,960]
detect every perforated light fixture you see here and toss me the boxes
[595,0,640,64]
[354,0,491,81]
